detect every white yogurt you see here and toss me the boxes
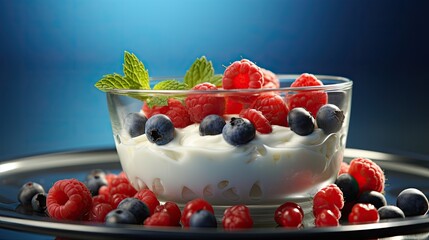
[115,124,343,205]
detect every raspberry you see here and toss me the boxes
[185,82,226,123]
[286,73,328,117]
[105,173,117,186]
[181,198,214,227]
[274,202,304,226]
[239,108,272,134]
[134,189,160,215]
[313,184,344,210]
[338,161,350,175]
[224,97,243,114]
[348,203,379,224]
[89,203,113,222]
[313,184,344,220]
[143,98,192,128]
[222,205,253,230]
[92,194,110,206]
[250,93,289,127]
[98,185,110,199]
[155,201,181,226]
[110,193,128,209]
[222,59,264,90]
[315,209,339,227]
[348,157,385,194]
[313,202,341,220]
[109,177,137,197]
[261,68,280,89]
[144,212,172,226]
[47,179,92,221]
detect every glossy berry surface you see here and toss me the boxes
[348,203,379,224]
[316,104,345,134]
[181,198,214,227]
[315,209,339,227]
[145,114,175,145]
[18,182,45,206]
[313,184,344,211]
[222,205,253,230]
[117,197,150,224]
[222,117,256,146]
[123,112,147,138]
[286,73,328,117]
[277,207,303,228]
[144,212,172,226]
[199,114,226,136]
[396,188,429,216]
[274,202,304,225]
[335,173,359,202]
[287,107,315,136]
[46,179,92,220]
[250,93,289,127]
[185,82,226,123]
[155,201,181,226]
[89,203,113,222]
[357,191,387,209]
[189,210,218,228]
[239,108,272,134]
[348,157,385,194]
[378,205,405,220]
[31,193,47,212]
[105,209,138,225]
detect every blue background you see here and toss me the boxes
[1,0,429,162]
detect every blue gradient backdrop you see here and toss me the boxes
[1,0,428,161]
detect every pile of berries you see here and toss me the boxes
[125,58,346,147]
[17,156,429,230]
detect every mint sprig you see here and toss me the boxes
[184,56,219,88]
[95,51,150,92]
[95,52,223,107]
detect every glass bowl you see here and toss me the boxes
[105,74,352,224]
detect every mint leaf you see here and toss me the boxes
[184,56,215,88]
[153,79,188,90]
[94,73,141,91]
[146,96,169,108]
[123,51,150,90]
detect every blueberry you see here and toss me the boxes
[222,117,255,146]
[145,114,175,145]
[31,193,47,212]
[105,209,138,225]
[396,188,429,216]
[287,107,315,136]
[85,175,108,196]
[117,198,150,224]
[378,205,405,220]
[18,182,45,206]
[124,112,147,138]
[189,210,217,228]
[335,173,359,202]
[358,191,387,209]
[316,104,345,134]
[199,114,226,136]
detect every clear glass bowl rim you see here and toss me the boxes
[106,74,353,95]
